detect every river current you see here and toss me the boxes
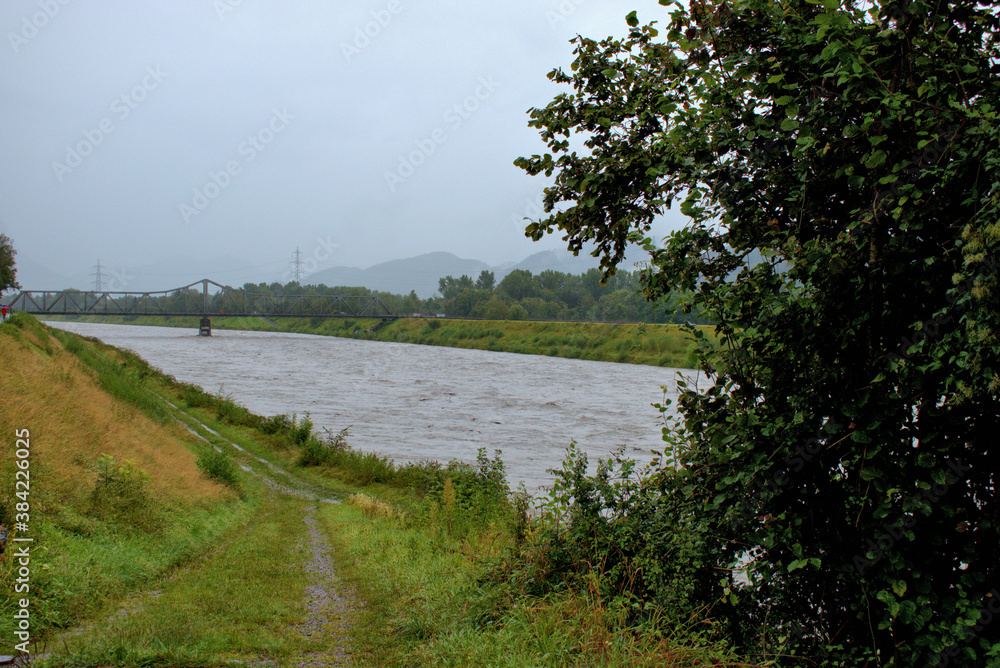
[47,321,696,493]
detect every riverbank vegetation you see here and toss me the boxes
[1,314,757,666]
[513,0,1000,665]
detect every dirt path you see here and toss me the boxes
[171,402,361,666]
[288,505,357,667]
[44,399,361,667]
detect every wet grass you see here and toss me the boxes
[0,315,252,659]
[45,496,309,667]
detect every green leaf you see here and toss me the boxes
[859,467,879,481]
[864,150,887,168]
[788,559,808,572]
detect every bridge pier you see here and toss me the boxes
[199,318,212,337]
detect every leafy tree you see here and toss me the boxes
[0,234,20,293]
[536,268,565,293]
[498,269,538,301]
[517,0,1000,665]
[474,295,512,320]
[438,274,475,301]
[447,288,492,317]
[401,290,422,314]
[475,269,496,291]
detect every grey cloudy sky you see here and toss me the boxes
[0,0,682,290]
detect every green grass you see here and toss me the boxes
[45,496,310,667]
[326,497,744,667]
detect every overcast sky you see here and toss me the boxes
[0,0,682,290]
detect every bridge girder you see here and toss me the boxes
[9,279,397,319]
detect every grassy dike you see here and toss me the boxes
[43,314,714,368]
[1,314,751,667]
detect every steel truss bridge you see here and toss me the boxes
[9,279,397,319]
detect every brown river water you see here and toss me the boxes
[46,321,697,493]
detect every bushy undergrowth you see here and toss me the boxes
[331,445,745,667]
[297,423,515,527]
[196,446,241,491]
[91,454,158,530]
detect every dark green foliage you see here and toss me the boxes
[196,447,240,489]
[291,413,312,445]
[261,413,294,435]
[299,426,350,465]
[411,449,517,541]
[178,381,302,449]
[516,1,1000,665]
[0,233,19,293]
[297,426,399,485]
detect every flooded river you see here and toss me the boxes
[47,321,696,492]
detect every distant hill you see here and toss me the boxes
[12,247,658,298]
[308,252,491,297]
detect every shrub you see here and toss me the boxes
[291,413,313,445]
[91,454,156,529]
[196,447,240,489]
[298,426,350,467]
[261,413,294,435]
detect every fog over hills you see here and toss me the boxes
[10,249,655,299]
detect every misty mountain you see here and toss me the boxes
[306,252,491,298]
[11,248,660,299]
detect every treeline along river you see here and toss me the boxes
[47,321,691,492]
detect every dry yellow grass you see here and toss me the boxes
[347,492,396,519]
[0,322,233,514]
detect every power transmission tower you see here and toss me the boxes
[91,259,104,292]
[291,247,303,283]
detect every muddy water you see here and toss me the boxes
[47,321,696,493]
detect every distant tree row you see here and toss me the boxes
[434,267,705,323]
[242,266,707,323]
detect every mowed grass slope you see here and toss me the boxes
[0,314,252,657]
